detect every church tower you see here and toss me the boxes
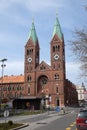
[24,21,40,96]
[50,15,66,79]
[50,16,66,106]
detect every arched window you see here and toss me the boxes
[55,46,58,51]
[53,45,60,52]
[27,49,33,55]
[58,45,60,51]
[40,65,46,70]
[20,92,22,96]
[53,46,55,52]
[27,76,32,82]
[56,87,58,93]
[40,76,48,86]
[54,74,59,80]
[28,88,30,95]
[27,49,29,55]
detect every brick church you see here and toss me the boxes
[0,16,78,109]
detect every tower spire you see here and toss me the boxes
[52,14,63,40]
[29,19,38,44]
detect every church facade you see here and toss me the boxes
[0,16,78,109]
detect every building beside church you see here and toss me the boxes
[76,83,86,106]
[0,16,78,109]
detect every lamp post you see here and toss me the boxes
[41,86,45,110]
[0,58,7,111]
[48,94,51,110]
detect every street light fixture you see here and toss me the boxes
[0,58,7,111]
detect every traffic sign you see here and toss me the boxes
[4,110,9,117]
[55,106,60,112]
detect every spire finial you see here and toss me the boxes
[52,13,63,40]
[29,18,38,44]
[32,17,34,24]
[56,11,58,18]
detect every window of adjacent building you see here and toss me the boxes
[12,86,14,91]
[20,86,22,90]
[54,74,59,80]
[15,92,18,97]
[20,92,22,96]
[8,86,11,91]
[17,86,20,90]
[80,90,82,93]
[22,87,24,90]
[80,94,82,99]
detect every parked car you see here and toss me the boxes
[76,109,87,130]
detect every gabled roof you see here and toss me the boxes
[36,60,51,70]
[29,21,38,44]
[52,16,63,40]
[0,75,24,83]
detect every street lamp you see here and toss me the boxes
[41,87,45,110]
[48,94,51,110]
[0,58,7,111]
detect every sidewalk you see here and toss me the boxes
[0,109,71,130]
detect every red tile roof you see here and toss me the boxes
[0,75,24,83]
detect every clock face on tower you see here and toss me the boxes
[54,54,59,60]
[27,57,32,63]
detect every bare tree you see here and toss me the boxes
[71,28,87,76]
[69,4,87,80]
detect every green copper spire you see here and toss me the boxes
[29,20,38,44]
[52,15,63,40]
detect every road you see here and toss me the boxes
[21,110,77,130]
[0,108,79,130]
[32,112,77,130]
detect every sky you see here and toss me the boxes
[0,0,87,87]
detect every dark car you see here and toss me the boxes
[76,109,87,130]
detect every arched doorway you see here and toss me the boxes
[37,75,48,95]
[56,98,59,106]
[37,75,48,109]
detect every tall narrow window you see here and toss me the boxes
[57,45,60,51]
[27,49,29,55]
[28,87,30,95]
[53,46,55,52]
[27,76,32,82]
[56,87,58,93]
